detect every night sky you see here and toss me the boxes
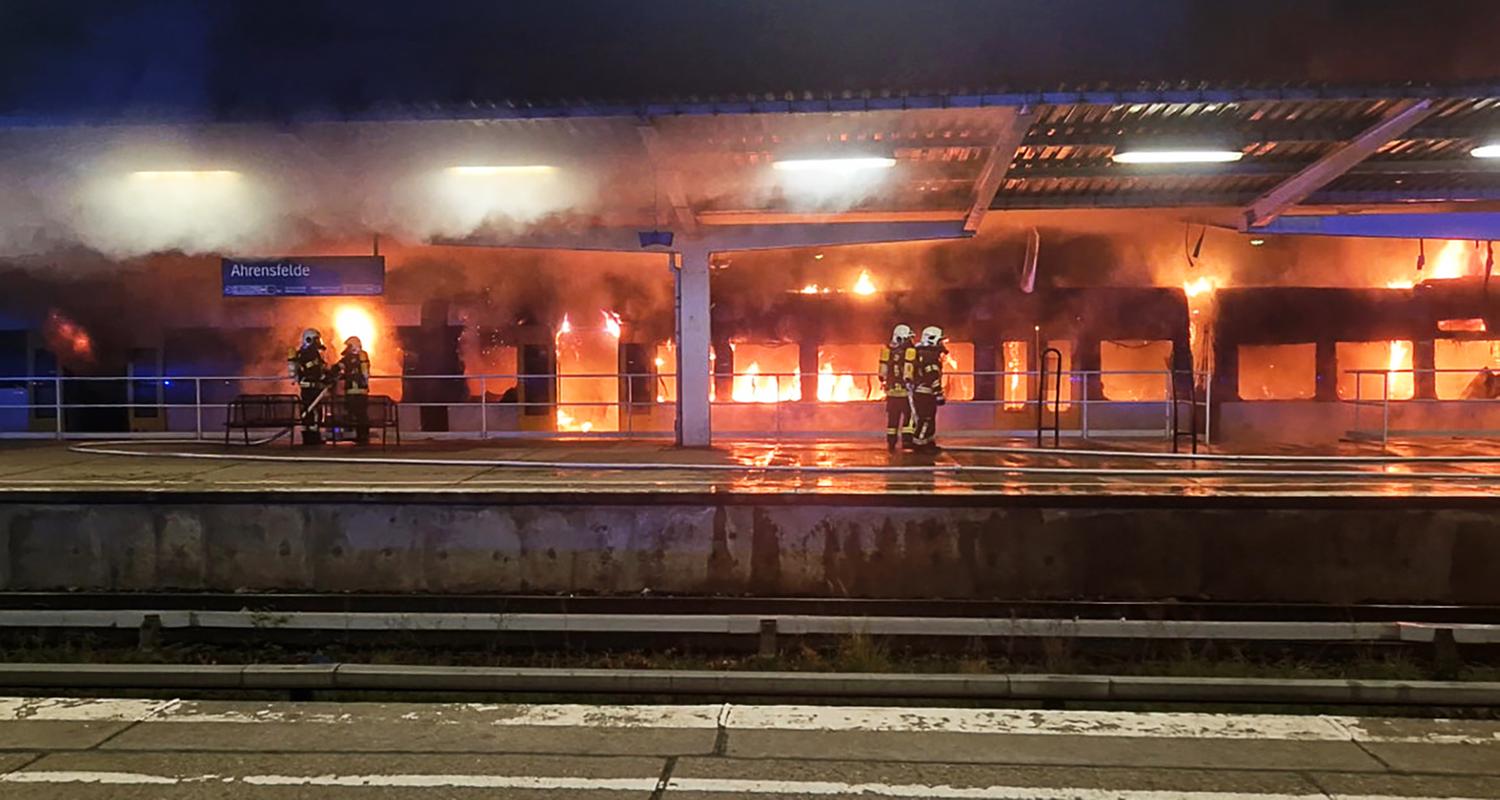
[0,0,1497,123]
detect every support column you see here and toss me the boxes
[1414,339,1437,400]
[1315,339,1338,402]
[675,247,713,447]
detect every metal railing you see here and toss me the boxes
[0,368,1207,442]
[1346,367,1500,445]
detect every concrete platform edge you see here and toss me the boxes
[0,663,1496,705]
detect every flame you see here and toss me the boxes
[555,407,593,433]
[1003,341,1026,411]
[816,362,865,402]
[1387,279,1415,289]
[799,284,829,294]
[332,304,378,356]
[851,270,877,296]
[1183,276,1216,298]
[1432,240,1471,280]
[1386,340,1414,399]
[601,310,622,338]
[557,314,572,337]
[44,309,94,364]
[732,362,800,403]
[1439,318,1487,332]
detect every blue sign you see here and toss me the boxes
[222,256,385,297]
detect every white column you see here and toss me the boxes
[674,245,713,447]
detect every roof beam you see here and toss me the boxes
[1252,212,1500,240]
[1007,157,1500,180]
[1241,99,1437,229]
[637,123,698,235]
[963,108,1033,233]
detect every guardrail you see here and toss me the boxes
[0,368,1209,441]
[1346,367,1500,445]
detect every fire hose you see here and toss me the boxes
[247,381,336,447]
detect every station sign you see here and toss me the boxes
[222,256,385,297]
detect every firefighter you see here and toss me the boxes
[286,328,329,445]
[338,335,372,445]
[878,324,917,451]
[910,325,947,452]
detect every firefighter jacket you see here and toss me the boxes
[878,344,917,397]
[287,344,328,388]
[913,344,946,397]
[339,349,372,394]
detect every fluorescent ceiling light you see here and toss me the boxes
[130,170,241,180]
[446,165,557,176]
[1471,144,1500,159]
[771,157,896,173]
[1111,149,1244,164]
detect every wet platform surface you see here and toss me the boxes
[5,437,1500,498]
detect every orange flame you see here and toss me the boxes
[601,310,622,338]
[851,269,877,296]
[44,310,93,364]
[332,304,378,354]
[1386,340,1414,399]
[1183,276,1216,298]
[555,407,593,433]
[557,314,572,337]
[1002,341,1026,411]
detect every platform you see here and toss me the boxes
[2,440,1500,603]
[1,697,1498,799]
[6,438,1500,497]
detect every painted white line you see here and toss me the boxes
[4,699,1498,744]
[0,771,192,785]
[0,697,175,722]
[723,706,1358,740]
[667,779,1330,799]
[243,774,656,789]
[1,772,1492,800]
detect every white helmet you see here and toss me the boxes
[344,336,362,354]
[919,326,945,347]
[300,328,322,347]
[891,324,913,346]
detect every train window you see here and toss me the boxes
[1434,340,1500,399]
[1237,344,1316,400]
[726,342,801,402]
[1100,340,1172,401]
[941,342,974,402]
[1336,341,1414,401]
[816,344,885,402]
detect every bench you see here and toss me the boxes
[224,394,302,445]
[325,395,400,447]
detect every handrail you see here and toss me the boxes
[1036,347,1063,447]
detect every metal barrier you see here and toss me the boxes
[1346,367,1500,445]
[0,369,1207,442]
[1036,348,1063,447]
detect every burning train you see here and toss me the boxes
[3,234,1499,444]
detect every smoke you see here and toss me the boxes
[0,120,627,260]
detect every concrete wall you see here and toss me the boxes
[3,497,1498,603]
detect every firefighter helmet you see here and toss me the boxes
[919,326,945,347]
[891,324,913,346]
[344,336,362,354]
[300,328,322,347]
